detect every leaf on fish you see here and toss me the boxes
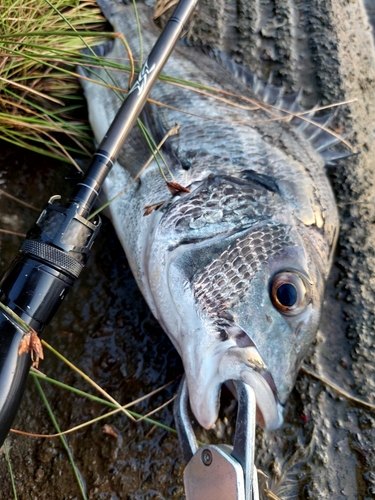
[166,181,190,195]
[143,200,166,216]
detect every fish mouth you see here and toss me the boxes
[186,342,284,431]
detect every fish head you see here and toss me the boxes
[149,192,328,431]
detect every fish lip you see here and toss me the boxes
[223,345,284,430]
[187,344,284,431]
[241,368,284,431]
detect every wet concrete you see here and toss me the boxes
[1,0,375,499]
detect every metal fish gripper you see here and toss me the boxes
[174,377,260,500]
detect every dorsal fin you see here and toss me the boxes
[194,45,353,165]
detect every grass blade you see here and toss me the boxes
[11,370,178,437]
[34,377,87,500]
[3,441,18,500]
[42,340,136,422]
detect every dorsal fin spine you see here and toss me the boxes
[181,42,351,164]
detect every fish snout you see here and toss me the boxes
[183,342,284,432]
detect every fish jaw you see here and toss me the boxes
[183,342,284,430]
[147,273,284,430]
[141,234,283,430]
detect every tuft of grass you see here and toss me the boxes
[0,0,111,162]
[0,0,354,170]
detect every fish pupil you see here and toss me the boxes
[181,159,191,171]
[276,283,297,307]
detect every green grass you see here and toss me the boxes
[3,441,18,500]
[29,369,177,436]
[35,377,88,500]
[0,0,114,162]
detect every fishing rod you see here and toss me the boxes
[0,0,198,448]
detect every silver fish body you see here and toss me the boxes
[79,0,339,430]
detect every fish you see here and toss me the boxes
[78,0,342,431]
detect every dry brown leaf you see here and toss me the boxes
[18,331,44,368]
[102,424,119,439]
[166,181,190,195]
[143,200,165,216]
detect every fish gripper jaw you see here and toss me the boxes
[174,376,260,500]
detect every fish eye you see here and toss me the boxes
[270,272,310,315]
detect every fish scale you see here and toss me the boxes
[159,175,281,238]
[193,224,293,315]
[80,0,340,431]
